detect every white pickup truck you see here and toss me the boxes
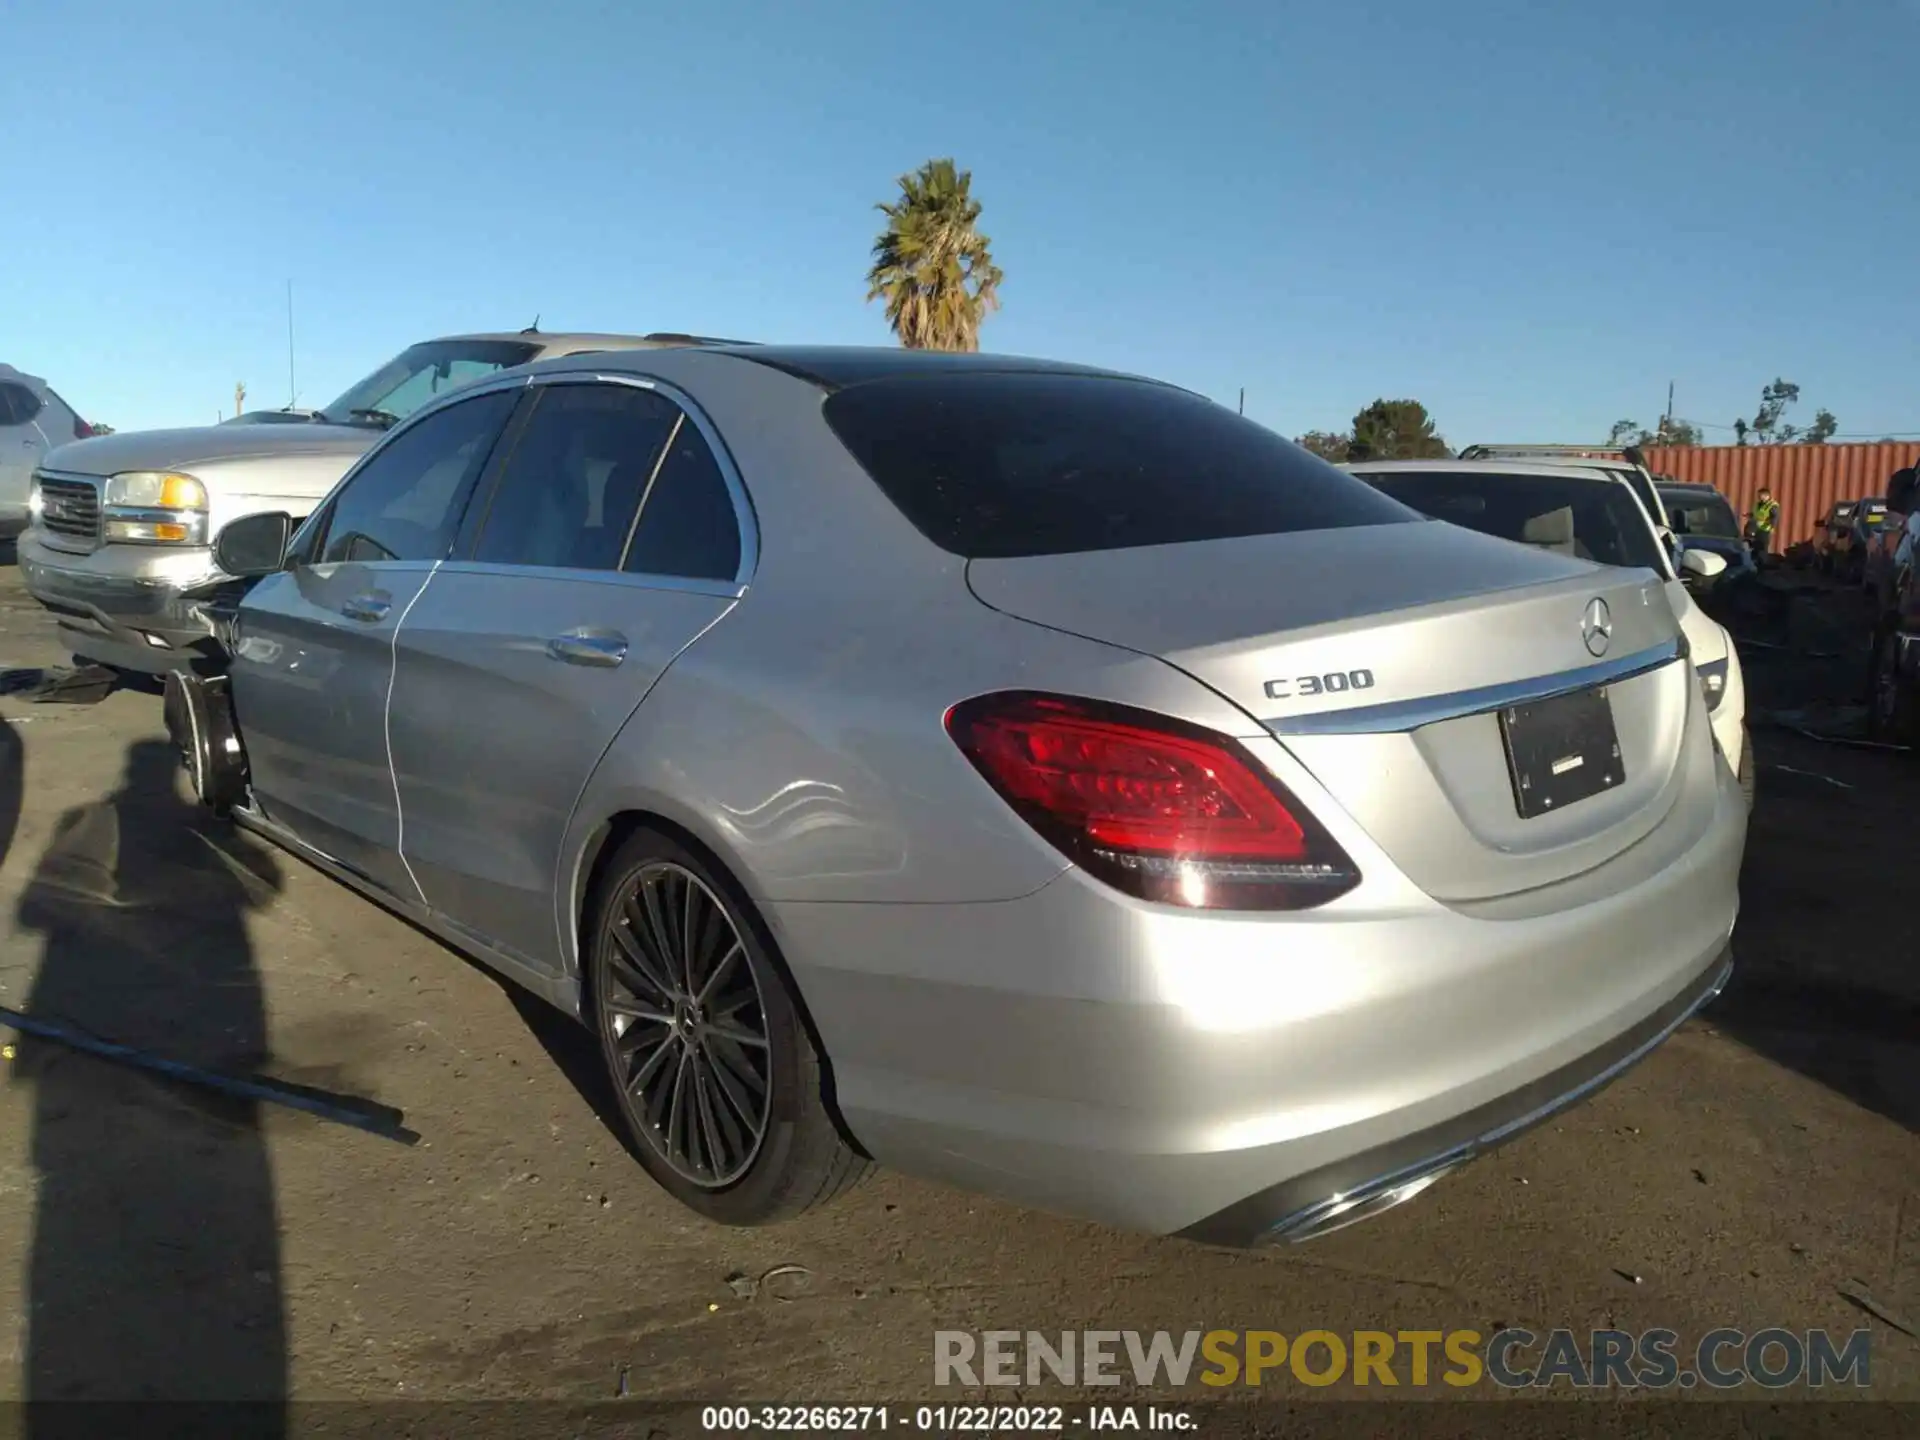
[18,329,718,674]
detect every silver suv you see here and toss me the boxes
[17,330,733,673]
[0,364,93,539]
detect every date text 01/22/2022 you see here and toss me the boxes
[700,1405,1195,1431]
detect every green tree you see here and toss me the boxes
[1348,399,1449,461]
[866,158,1003,352]
[1294,430,1354,462]
[1748,378,1801,445]
[1802,408,1838,444]
[1610,417,1701,448]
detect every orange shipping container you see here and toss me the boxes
[1643,442,1920,548]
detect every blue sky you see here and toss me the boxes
[6,0,1916,445]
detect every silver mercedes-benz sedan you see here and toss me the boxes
[165,345,1745,1245]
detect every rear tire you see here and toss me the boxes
[584,828,869,1225]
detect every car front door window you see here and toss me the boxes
[320,390,520,564]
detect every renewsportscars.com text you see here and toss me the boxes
[933,1327,1872,1390]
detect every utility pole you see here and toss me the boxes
[235,382,246,419]
[1238,388,1245,416]
[1663,381,1675,441]
[287,280,297,408]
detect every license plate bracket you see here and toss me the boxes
[1498,685,1625,819]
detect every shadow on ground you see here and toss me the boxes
[6,737,291,1422]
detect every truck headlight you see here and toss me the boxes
[103,470,209,545]
[1697,657,1729,711]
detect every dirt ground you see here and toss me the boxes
[0,556,1914,1427]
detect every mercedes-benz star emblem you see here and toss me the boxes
[1581,597,1613,658]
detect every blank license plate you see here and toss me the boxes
[1498,685,1625,819]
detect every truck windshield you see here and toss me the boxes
[318,340,540,429]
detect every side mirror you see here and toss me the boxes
[214,512,294,578]
[1680,547,1728,581]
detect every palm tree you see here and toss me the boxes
[866,159,1003,352]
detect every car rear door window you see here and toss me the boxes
[622,417,743,582]
[470,384,682,571]
[319,389,518,564]
[821,372,1414,558]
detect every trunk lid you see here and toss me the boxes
[968,520,1696,901]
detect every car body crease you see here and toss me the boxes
[550,594,741,974]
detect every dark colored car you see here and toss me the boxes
[1844,500,1892,587]
[1659,484,1754,587]
[1815,500,1857,573]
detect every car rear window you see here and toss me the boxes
[820,373,1416,559]
[1355,469,1667,573]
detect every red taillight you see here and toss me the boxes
[73,417,93,439]
[945,691,1359,910]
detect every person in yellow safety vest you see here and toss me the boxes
[1746,488,1780,566]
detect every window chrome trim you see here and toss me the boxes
[1261,638,1684,736]
[431,558,746,601]
[522,368,761,588]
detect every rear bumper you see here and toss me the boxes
[768,750,1747,1240]
[16,529,223,672]
[1178,943,1730,1244]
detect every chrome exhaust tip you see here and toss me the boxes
[1266,1159,1465,1244]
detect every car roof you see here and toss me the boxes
[426,330,749,354]
[1343,458,1628,484]
[0,363,48,389]
[701,345,1164,391]
[510,342,1177,394]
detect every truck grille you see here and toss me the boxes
[35,475,102,546]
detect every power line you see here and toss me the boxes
[1669,417,1920,440]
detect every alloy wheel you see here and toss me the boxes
[600,861,771,1187]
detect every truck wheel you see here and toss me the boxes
[584,828,870,1225]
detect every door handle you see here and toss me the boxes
[546,631,629,668]
[340,593,391,623]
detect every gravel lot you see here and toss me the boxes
[0,558,1913,1427]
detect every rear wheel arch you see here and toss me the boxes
[573,814,874,1214]
[567,810,843,1104]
